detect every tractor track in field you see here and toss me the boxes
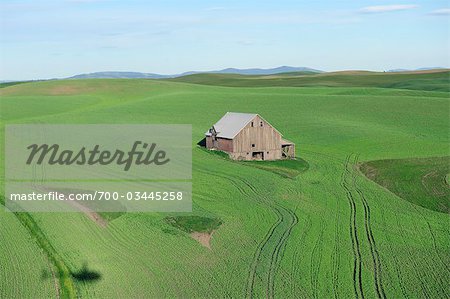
[352,154,386,299]
[341,154,364,299]
[197,166,299,298]
[245,205,283,298]
[303,148,345,298]
[267,205,299,299]
[196,166,253,198]
[355,154,448,297]
[310,222,324,299]
[289,211,312,297]
[331,188,342,299]
[305,150,387,299]
[240,178,299,299]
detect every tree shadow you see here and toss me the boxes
[71,262,102,282]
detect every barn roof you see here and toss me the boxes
[205,112,257,139]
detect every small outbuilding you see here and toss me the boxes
[205,112,295,161]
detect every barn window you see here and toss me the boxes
[260,121,263,127]
[252,144,255,147]
[251,121,254,127]
[267,151,269,154]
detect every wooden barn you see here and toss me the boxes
[205,112,295,161]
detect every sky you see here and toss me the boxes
[0,0,449,80]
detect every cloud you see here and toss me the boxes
[429,8,450,16]
[359,4,419,14]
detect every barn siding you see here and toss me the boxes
[218,138,233,152]
[229,149,282,161]
[206,136,233,152]
[233,115,282,158]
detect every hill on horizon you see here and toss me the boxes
[66,66,322,79]
[167,69,450,92]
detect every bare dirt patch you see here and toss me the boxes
[190,231,214,249]
[47,85,97,95]
[0,82,101,96]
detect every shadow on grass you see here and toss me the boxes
[165,215,222,234]
[197,137,206,147]
[71,262,102,282]
[197,145,309,178]
[41,262,102,284]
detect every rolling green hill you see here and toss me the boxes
[360,156,450,213]
[0,78,449,298]
[168,69,450,92]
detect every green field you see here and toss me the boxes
[0,72,449,298]
[360,156,450,213]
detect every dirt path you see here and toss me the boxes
[44,255,61,299]
[36,186,109,228]
[66,200,108,228]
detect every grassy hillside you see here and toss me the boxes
[360,156,450,213]
[0,79,449,298]
[168,69,450,92]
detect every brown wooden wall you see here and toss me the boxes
[233,115,282,153]
[206,136,233,152]
[206,136,213,148]
[218,138,233,152]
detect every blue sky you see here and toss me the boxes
[0,0,449,80]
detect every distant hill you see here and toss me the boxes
[197,66,322,75]
[8,66,447,81]
[0,81,28,88]
[66,66,323,79]
[68,71,170,79]
[168,69,450,92]
[387,67,446,73]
